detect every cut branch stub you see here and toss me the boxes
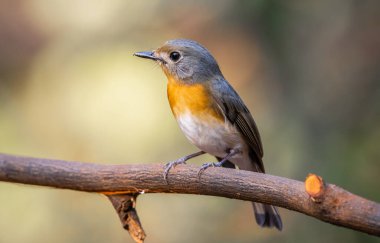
[305,173,325,202]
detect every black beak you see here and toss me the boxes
[133,51,159,61]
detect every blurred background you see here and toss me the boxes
[0,0,379,242]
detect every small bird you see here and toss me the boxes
[134,39,282,230]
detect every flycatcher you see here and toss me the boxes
[134,39,282,230]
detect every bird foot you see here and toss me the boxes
[197,161,224,178]
[163,158,187,182]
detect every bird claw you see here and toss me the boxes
[197,161,224,179]
[163,158,186,182]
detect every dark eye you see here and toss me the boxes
[169,51,181,62]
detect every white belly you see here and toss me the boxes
[176,111,249,166]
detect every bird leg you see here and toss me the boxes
[163,151,205,181]
[197,149,239,178]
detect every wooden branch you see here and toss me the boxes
[0,153,379,239]
[107,194,146,242]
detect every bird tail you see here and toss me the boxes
[248,152,282,231]
[252,202,282,230]
[216,156,282,230]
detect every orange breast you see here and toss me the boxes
[167,77,223,121]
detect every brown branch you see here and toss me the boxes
[107,194,146,242]
[0,153,379,239]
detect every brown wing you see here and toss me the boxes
[209,79,265,172]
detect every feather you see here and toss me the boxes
[209,78,265,172]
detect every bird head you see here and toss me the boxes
[134,39,223,84]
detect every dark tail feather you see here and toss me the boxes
[216,156,282,230]
[252,202,282,231]
[215,156,236,169]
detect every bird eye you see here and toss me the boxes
[169,51,181,62]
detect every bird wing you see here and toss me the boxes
[209,79,265,172]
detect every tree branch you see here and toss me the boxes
[0,153,379,239]
[107,194,146,242]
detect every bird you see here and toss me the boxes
[134,39,282,230]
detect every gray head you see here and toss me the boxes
[134,39,223,83]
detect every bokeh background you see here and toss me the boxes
[0,1,379,242]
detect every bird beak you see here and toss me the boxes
[133,51,160,61]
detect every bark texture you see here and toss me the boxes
[0,153,379,238]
